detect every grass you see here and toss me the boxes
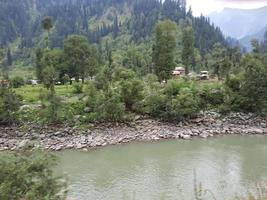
[2,65,35,79]
[14,85,76,104]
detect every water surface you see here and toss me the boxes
[56,135,267,200]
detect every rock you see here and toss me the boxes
[17,139,33,149]
[134,115,141,121]
[253,128,263,134]
[74,115,81,122]
[84,107,92,113]
[77,143,85,149]
[19,105,32,112]
[54,131,61,136]
[182,135,191,140]
[55,146,63,151]
[199,132,208,138]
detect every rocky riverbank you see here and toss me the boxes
[0,112,266,151]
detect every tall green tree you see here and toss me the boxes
[261,31,267,52]
[152,20,178,81]
[36,48,44,81]
[39,49,63,123]
[42,16,53,48]
[181,26,194,75]
[211,42,224,79]
[6,48,12,66]
[251,39,261,55]
[63,35,98,82]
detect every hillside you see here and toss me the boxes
[209,6,267,39]
[239,26,267,51]
[0,0,226,56]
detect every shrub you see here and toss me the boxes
[98,89,125,121]
[39,89,63,124]
[113,67,144,111]
[164,79,189,96]
[198,86,224,110]
[0,150,67,200]
[72,83,83,94]
[144,81,201,121]
[170,88,200,120]
[0,88,21,124]
[83,83,126,122]
[11,76,25,88]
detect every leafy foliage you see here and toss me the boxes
[152,20,178,81]
[11,76,25,88]
[0,87,21,124]
[0,150,67,200]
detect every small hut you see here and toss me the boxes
[172,67,185,77]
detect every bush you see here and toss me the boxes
[113,67,144,111]
[84,86,125,122]
[11,76,25,88]
[39,89,63,124]
[198,86,224,110]
[0,88,21,124]
[0,150,67,200]
[97,89,125,121]
[144,79,201,121]
[72,83,83,94]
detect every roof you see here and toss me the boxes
[175,67,185,71]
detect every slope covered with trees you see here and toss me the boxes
[0,0,226,55]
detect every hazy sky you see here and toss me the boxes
[187,0,267,16]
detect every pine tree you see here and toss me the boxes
[7,48,12,66]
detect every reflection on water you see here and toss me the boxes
[56,135,267,200]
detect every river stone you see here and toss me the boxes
[17,139,33,149]
[182,135,191,140]
[84,107,92,113]
[253,128,263,134]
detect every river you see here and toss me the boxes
[56,135,267,200]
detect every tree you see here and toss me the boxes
[42,16,53,48]
[36,48,44,81]
[63,35,98,82]
[261,30,267,52]
[6,48,12,66]
[37,49,63,123]
[240,55,267,113]
[182,26,194,75]
[211,43,224,79]
[152,20,178,82]
[251,39,260,55]
[62,74,70,85]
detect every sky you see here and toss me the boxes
[187,0,267,16]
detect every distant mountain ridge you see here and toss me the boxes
[208,6,267,39]
[239,26,267,51]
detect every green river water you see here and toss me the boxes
[56,135,267,200]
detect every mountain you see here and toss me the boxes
[0,0,226,56]
[209,6,267,39]
[239,26,267,51]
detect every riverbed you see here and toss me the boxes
[56,135,267,200]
